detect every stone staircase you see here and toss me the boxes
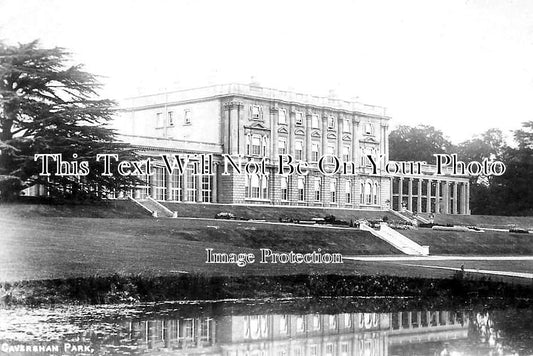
[128,196,177,218]
[389,209,430,224]
[360,223,429,256]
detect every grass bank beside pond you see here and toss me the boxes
[1,273,532,309]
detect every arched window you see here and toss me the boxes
[261,176,268,199]
[365,182,372,205]
[314,177,321,201]
[297,177,305,201]
[373,182,379,205]
[251,175,260,198]
[246,135,251,155]
[281,176,288,201]
[330,178,337,203]
[345,180,351,203]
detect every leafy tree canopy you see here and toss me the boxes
[388,124,453,163]
[0,40,137,200]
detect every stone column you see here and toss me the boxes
[453,182,458,214]
[289,107,296,157]
[306,112,312,162]
[337,115,343,163]
[383,124,389,166]
[352,115,359,169]
[223,103,231,154]
[322,113,328,160]
[212,164,218,203]
[166,171,172,200]
[407,178,413,211]
[466,182,470,215]
[442,181,449,214]
[435,181,440,214]
[390,178,394,210]
[398,177,404,210]
[182,169,189,202]
[426,179,432,213]
[460,182,467,215]
[270,106,279,163]
[417,178,422,213]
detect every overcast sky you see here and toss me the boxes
[2,0,533,143]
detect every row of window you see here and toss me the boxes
[247,134,379,166]
[133,168,211,202]
[255,106,376,135]
[245,175,380,205]
[245,313,380,339]
[155,109,191,128]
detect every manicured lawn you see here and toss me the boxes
[0,215,405,282]
[402,229,533,255]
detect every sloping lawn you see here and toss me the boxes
[402,229,533,255]
[0,216,401,282]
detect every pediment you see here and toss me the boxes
[246,122,270,131]
[294,128,305,136]
[311,130,321,138]
[326,132,337,140]
[360,136,379,144]
[342,134,352,141]
[277,126,289,134]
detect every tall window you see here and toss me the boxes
[262,136,268,156]
[311,114,319,128]
[281,176,288,201]
[297,177,305,201]
[344,118,350,132]
[314,177,321,201]
[328,116,336,129]
[365,182,372,205]
[364,122,374,135]
[168,111,174,126]
[186,167,197,201]
[251,175,260,198]
[262,176,268,199]
[278,138,287,155]
[278,109,287,124]
[246,135,251,155]
[345,180,351,203]
[343,146,350,161]
[330,178,337,203]
[245,175,250,198]
[152,166,166,200]
[295,140,304,160]
[251,105,261,120]
[184,109,191,125]
[373,182,379,205]
[135,173,150,200]
[312,143,320,162]
[327,144,336,164]
[252,136,261,155]
[360,183,364,204]
[170,171,183,201]
[156,112,163,128]
[296,112,304,126]
[201,175,211,202]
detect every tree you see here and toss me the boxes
[0,40,138,200]
[491,121,533,215]
[463,124,533,216]
[388,124,453,163]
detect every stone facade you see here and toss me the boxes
[113,83,469,214]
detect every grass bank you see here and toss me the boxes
[1,273,532,310]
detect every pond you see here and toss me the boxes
[0,299,531,355]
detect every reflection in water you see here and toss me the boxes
[0,304,528,355]
[126,310,468,356]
